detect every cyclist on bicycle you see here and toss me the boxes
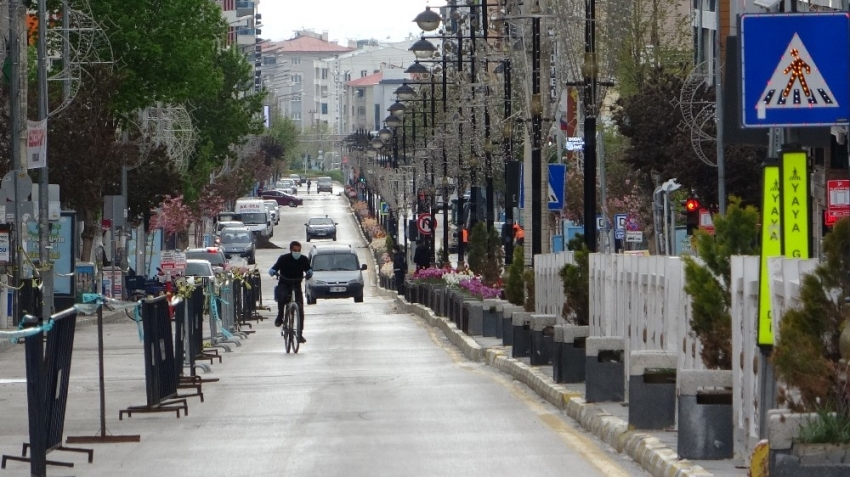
[269,240,312,343]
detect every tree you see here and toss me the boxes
[268,115,300,169]
[88,0,227,113]
[683,197,759,369]
[560,235,590,325]
[127,145,184,227]
[505,246,525,306]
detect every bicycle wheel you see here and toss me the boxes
[290,303,301,354]
[125,292,145,321]
[283,305,293,354]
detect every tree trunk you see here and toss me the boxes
[80,208,97,262]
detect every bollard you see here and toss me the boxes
[628,351,677,430]
[585,336,625,403]
[553,325,589,383]
[464,300,484,335]
[481,299,501,337]
[500,304,523,346]
[529,314,557,366]
[677,370,733,459]
[511,312,533,358]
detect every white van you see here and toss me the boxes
[235,198,272,238]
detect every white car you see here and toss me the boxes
[274,179,297,195]
[184,259,214,287]
[263,200,280,225]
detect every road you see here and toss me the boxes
[0,185,646,477]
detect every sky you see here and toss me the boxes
[258,0,432,44]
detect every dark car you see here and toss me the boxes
[316,177,333,194]
[262,189,303,207]
[219,227,256,264]
[305,244,366,304]
[185,247,227,271]
[305,216,337,242]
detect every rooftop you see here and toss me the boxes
[346,71,383,87]
[265,36,354,54]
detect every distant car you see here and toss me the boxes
[305,244,366,304]
[218,227,256,264]
[316,176,333,194]
[305,216,337,242]
[262,189,303,207]
[263,200,280,225]
[216,220,244,238]
[185,247,227,271]
[274,180,297,195]
[184,259,214,287]
[289,174,302,186]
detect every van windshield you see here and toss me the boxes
[240,213,266,224]
[311,254,359,272]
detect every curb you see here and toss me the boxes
[384,289,715,477]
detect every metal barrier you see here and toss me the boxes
[119,296,188,419]
[1,308,93,476]
[172,295,205,401]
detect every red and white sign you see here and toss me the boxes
[160,251,187,272]
[826,180,850,227]
[699,208,715,235]
[26,119,47,169]
[416,213,434,235]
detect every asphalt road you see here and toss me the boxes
[0,184,647,477]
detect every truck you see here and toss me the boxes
[234,198,272,238]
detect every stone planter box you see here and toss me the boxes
[530,314,557,365]
[433,287,446,316]
[410,282,421,304]
[678,370,733,460]
[769,411,850,476]
[628,350,677,430]
[404,280,413,302]
[463,300,484,336]
[585,336,625,403]
[430,285,446,314]
[553,325,588,383]
[511,312,533,358]
[499,305,524,346]
[481,299,502,337]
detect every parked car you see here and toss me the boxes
[218,227,256,264]
[305,244,366,304]
[215,220,245,239]
[316,176,333,194]
[185,247,227,272]
[263,200,280,225]
[184,259,214,287]
[305,216,337,242]
[289,174,302,186]
[262,189,303,207]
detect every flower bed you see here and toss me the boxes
[459,276,502,300]
[412,267,446,283]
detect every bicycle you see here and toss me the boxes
[276,276,303,354]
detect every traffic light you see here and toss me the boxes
[682,197,700,235]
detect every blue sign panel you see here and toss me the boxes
[614,213,627,240]
[380,201,389,215]
[548,164,566,211]
[741,13,850,128]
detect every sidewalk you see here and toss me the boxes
[379,288,748,477]
[0,308,130,354]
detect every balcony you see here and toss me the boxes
[236,1,255,17]
[236,28,257,45]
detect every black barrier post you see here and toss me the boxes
[119,296,188,419]
[66,303,141,444]
[172,296,206,401]
[2,309,94,474]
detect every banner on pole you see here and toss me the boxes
[26,119,47,169]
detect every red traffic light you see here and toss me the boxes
[685,198,700,212]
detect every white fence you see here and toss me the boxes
[535,251,819,459]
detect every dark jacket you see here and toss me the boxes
[393,251,406,274]
[271,253,311,280]
[413,244,429,268]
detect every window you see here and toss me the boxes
[321,86,328,97]
[360,70,368,77]
[321,68,328,79]
[315,67,320,77]
[311,253,359,272]
[357,106,366,116]
[292,112,301,120]
[293,74,302,84]
[356,88,365,98]
[344,72,351,81]
[291,57,301,65]
[321,103,328,115]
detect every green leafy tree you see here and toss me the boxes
[683,197,759,369]
[505,246,525,306]
[773,218,850,412]
[127,145,184,227]
[560,235,590,325]
[268,115,300,170]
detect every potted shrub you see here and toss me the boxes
[555,235,591,384]
[681,197,758,459]
[502,247,527,345]
[769,217,850,475]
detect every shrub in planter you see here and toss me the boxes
[523,269,535,312]
[773,217,850,416]
[560,234,589,325]
[683,197,759,370]
[505,246,525,306]
[467,222,504,286]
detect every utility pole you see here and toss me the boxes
[582,0,598,253]
[9,0,24,325]
[37,0,54,318]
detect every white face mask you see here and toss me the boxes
[291,252,301,260]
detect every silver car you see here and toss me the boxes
[305,244,365,304]
[305,216,337,242]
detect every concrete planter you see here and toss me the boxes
[431,286,446,315]
[410,282,421,304]
[530,314,557,365]
[553,325,588,383]
[481,299,501,337]
[499,304,523,346]
[463,300,484,336]
[585,336,625,403]
[677,370,733,460]
[404,280,413,302]
[628,351,677,430]
[769,411,850,476]
[511,312,533,358]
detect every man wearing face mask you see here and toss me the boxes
[268,240,313,343]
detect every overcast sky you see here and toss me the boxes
[258,0,432,44]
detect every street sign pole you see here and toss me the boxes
[37,0,53,319]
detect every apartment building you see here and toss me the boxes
[215,0,263,92]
